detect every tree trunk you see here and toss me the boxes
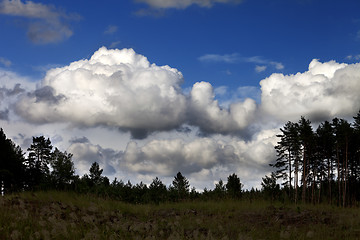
[318,177,322,204]
[337,145,341,207]
[343,137,348,208]
[328,158,332,205]
[294,158,298,205]
[311,167,316,204]
[288,149,292,201]
[302,145,307,203]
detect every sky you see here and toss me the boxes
[1,0,360,190]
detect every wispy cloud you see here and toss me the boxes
[109,41,121,49]
[243,56,284,70]
[134,0,243,10]
[198,53,284,71]
[198,53,239,63]
[346,54,360,61]
[0,0,80,44]
[0,57,11,67]
[255,65,266,73]
[104,25,118,35]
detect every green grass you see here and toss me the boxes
[1,191,360,239]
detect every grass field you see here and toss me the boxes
[1,191,360,239]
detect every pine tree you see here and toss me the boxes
[316,121,335,204]
[51,148,75,189]
[261,172,280,202]
[333,118,352,207]
[149,177,167,204]
[226,173,242,198]
[26,136,53,189]
[298,116,315,203]
[272,121,301,202]
[172,172,190,200]
[89,162,104,186]
[0,128,25,193]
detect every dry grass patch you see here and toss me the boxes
[1,192,360,239]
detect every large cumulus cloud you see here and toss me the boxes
[15,47,255,138]
[67,137,120,176]
[15,47,187,138]
[260,59,360,122]
[121,138,239,176]
[118,128,278,189]
[0,69,34,121]
[188,81,256,134]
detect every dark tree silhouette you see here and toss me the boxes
[51,148,75,189]
[149,177,167,204]
[172,172,190,200]
[89,162,104,186]
[316,121,335,204]
[0,128,25,194]
[271,121,301,202]
[213,179,226,199]
[261,172,280,202]
[298,116,315,203]
[226,173,242,198]
[26,136,53,189]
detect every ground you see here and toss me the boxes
[1,192,360,239]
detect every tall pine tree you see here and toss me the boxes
[0,128,25,194]
[26,136,53,189]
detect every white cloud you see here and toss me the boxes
[0,0,79,44]
[67,140,119,176]
[255,65,267,73]
[135,0,242,9]
[15,47,187,138]
[104,25,118,35]
[260,59,360,121]
[198,53,239,63]
[5,47,360,191]
[0,69,35,120]
[188,81,257,134]
[270,61,284,70]
[109,41,121,48]
[121,138,238,176]
[346,54,360,61]
[198,53,284,72]
[118,128,278,189]
[214,86,228,96]
[0,57,11,67]
[245,56,284,70]
[14,47,259,138]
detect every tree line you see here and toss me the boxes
[2,110,359,206]
[271,110,360,207]
[0,129,244,203]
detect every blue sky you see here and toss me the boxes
[1,0,360,189]
[2,0,359,89]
